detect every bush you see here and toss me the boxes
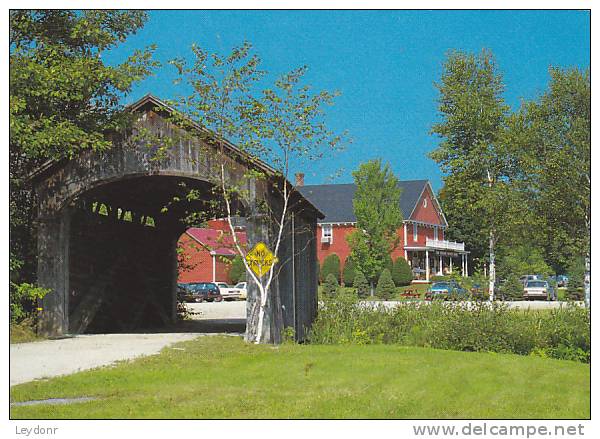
[376,268,395,300]
[342,256,356,287]
[497,274,523,301]
[322,273,339,297]
[229,255,246,284]
[308,297,590,363]
[10,282,50,324]
[567,257,585,301]
[354,271,370,298]
[321,254,341,283]
[392,257,412,286]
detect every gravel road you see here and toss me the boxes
[10,333,201,386]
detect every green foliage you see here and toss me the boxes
[566,257,585,301]
[322,273,339,298]
[309,298,590,363]
[347,159,403,286]
[10,282,50,323]
[10,10,157,161]
[392,257,413,286]
[375,268,395,301]
[497,245,553,280]
[353,271,370,298]
[9,11,157,303]
[512,68,590,272]
[497,274,524,301]
[321,254,341,283]
[430,49,510,265]
[229,255,246,284]
[342,256,356,287]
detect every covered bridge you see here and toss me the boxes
[31,94,322,343]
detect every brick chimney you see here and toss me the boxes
[295,172,305,187]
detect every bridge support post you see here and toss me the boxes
[37,208,71,337]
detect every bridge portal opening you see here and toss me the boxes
[65,175,247,334]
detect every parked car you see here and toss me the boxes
[187,282,223,302]
[235,282,247,300]
[519,274,542,286]
[177,283,196,303]
[216,282,242,301]
[556,275,569,287]
[428,281,467,300]
[523,280,551,301]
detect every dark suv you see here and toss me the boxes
[187,282,223,302]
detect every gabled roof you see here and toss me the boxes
[297,180,439,224]
[186,228,247,256]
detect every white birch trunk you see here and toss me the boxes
[488,230,495,302]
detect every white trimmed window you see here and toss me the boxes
[413,223,418,242]
[423,198,428,208]
[321,224,333,243]
[434,226,438,241]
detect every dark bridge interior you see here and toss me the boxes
[66,175,236,333]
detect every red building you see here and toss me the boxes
[297,178,468,283]
[177,224,246,284]
[177,178,468,284]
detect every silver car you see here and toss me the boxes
[523,280,550,300]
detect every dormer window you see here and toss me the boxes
[321,224,333,244]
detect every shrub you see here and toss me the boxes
[354,271,370,298]
[391,257,412,286]
[322,273,339,297]
[342,256,356,287]
[376,268,395,300]
[497,274,523,301]
[308,297,590,363]
[567,257,585,301]
[10,282,50,324]
[229,255,246,284]
[321,254,341,283]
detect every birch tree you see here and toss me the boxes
[511,67,590,307]
[169,43,343,342]
[430,49,509,301]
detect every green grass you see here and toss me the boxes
[10,320,43,344]
[11,336,589,419]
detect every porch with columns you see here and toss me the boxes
[405,238,469,282]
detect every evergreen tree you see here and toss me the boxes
[376,268,395,301]
[354,271,370,299]
[342,256,356,287]
[322,273,339,297]
[321,253,341,283]
[392,257,413,286]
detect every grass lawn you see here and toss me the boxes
[10,320,42,344]
[10,336,589,419]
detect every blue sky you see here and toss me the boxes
[106,10,590,191]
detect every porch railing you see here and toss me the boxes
[426,238,465,252]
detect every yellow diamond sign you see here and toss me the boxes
[245,242,278,278]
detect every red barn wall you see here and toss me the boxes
[177,233,233,283]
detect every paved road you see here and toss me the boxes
[10,333,202,386]
[187,300,247,319]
